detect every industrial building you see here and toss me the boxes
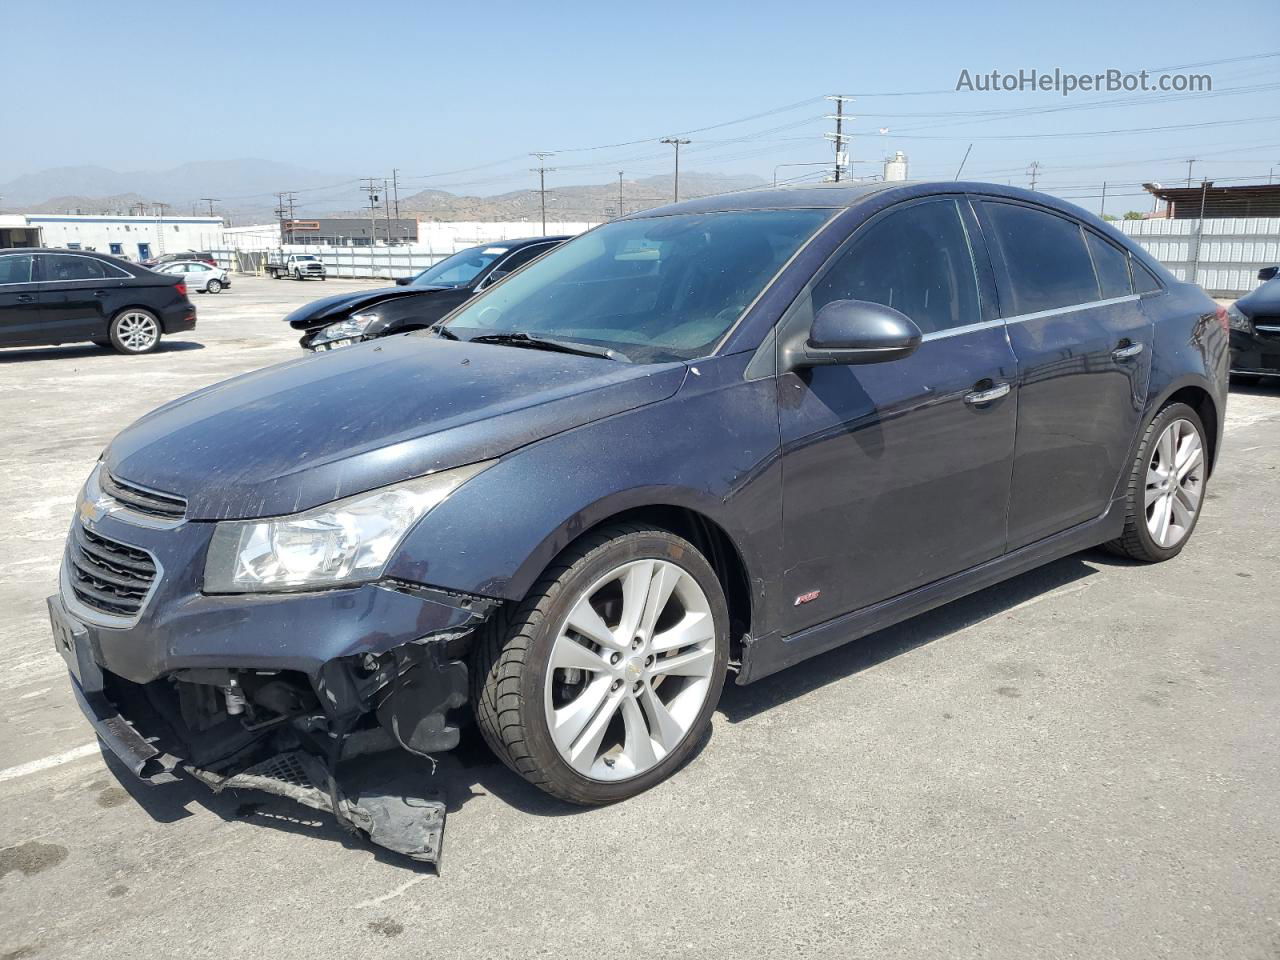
[282,218,419,246]
[0,212,224,260]
[1117,183,1280,296]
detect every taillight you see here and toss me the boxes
[175,281,187,298]
[1215,305,1229,332]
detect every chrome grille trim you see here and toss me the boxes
[99,472,187,520]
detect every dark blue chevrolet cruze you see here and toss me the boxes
[51,181,1228,861]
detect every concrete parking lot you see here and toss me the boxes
[1,276,1278,960]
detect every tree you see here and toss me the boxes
[1122,210,1145,220]
[1101,213,1117,221]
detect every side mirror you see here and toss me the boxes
[395,276,413,286]
[1259,265,1279,282]
[785,299,923,369]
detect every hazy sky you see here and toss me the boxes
[3,0,1278,215]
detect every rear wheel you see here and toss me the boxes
[1106,402,1207,562]
[472,524,729,805]
[108,309,161,355]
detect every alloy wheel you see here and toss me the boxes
[1145,418,1203,548]
[116,312,159,352]
[543,559,717,782]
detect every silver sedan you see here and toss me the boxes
[153,260,231,294]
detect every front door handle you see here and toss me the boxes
[964,382,1011,405]
[17,294,35,303]
[93,290,109,298]
[1112,341,1144,361]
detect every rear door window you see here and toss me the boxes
[1085,231,1133,300]
[41,254,116,281]
[981,201,1100,315]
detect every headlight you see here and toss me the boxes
[1225,304,1252,333]
[313,313,378,343]
[203,461,494,593]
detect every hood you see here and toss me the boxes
[1236,278,1280,319]
[284,286,453,330]
[104,334,686,520]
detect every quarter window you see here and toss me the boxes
[1085,231,1133,299]
[0,255,34,285]
[812,198,981,335]
[1131,258,1163,294]
[982,201,1100,315]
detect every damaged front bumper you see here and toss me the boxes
[50,511,498,865]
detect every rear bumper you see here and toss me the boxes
[161,302,197,334]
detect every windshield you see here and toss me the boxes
[293,255,318,261]
[411,246,505,288]
[437,210,831,362]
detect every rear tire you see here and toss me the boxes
[1105,402,1207,562]
[471,523,729,805]
[108,309,161,355]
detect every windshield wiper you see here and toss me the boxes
[467,332,630,362]
[430,324,459,340]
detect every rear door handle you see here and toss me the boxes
[1112,342,1144,361]
[17,294,35,303]
[964,382,1011,405]
[94,289,109,298]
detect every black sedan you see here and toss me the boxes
[286,236,566,350]
[0,249,196,355]
[1226,265,1280,382]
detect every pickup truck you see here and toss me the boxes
[266,254,326,280]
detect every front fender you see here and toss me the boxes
[382,353,785,630]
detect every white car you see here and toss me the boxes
[153,260,231,294]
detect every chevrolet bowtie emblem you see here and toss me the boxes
[78,495,113,526]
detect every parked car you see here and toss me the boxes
[50,182,1227,864]
[0,248,196,354]
[142,251,216,268]
[152,260,231,294]
[1225,265,1280,382]
[266,254,326,280]
[288,237,567,350]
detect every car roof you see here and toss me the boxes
[623,180,1100,222]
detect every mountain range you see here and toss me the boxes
[0,159,767,223]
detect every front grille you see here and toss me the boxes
[99,472,186,520]
[68,525,158,617]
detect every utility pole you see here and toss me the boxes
[360,178,382,246]
[1099,181,1107,219]
[1027,161,1041,191]
[382,178,394,244]
[200,197,219,217]
[825,95,855,182]
[530,153,555,234]
[1191,179,1213,281]
[618,171,625,219]
[660,138,691,203]
[1185,158,1196,187]
[391,168,402,241]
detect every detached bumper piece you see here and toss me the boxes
[188,752,446,867]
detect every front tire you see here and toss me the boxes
[206,278,222,294]
[1105,402,1208,562]
[472,524,729,805]
[108,309,161,355]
